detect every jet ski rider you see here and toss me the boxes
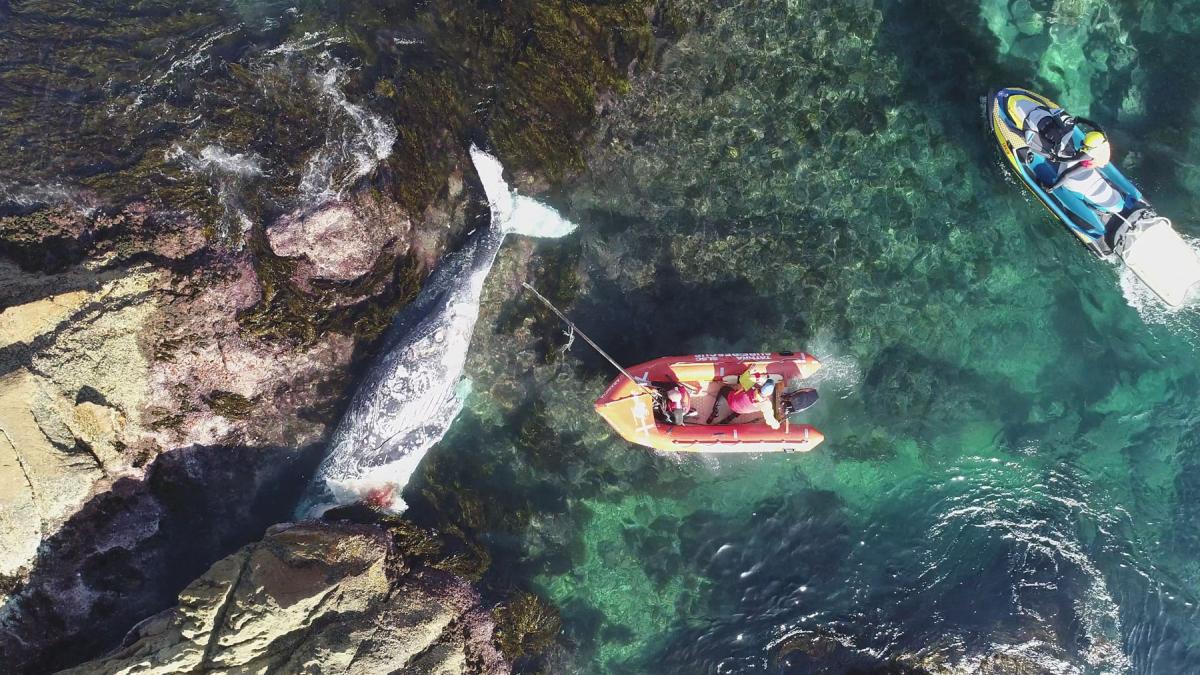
[1040,130,1113,192]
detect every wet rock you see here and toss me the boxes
[267,192,411,288]
[63,521,510,675]
[0,441,327,673]
[0,219,366,667]
[140,255,357,448]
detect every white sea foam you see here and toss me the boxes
[167,144,266,177]
[262,31,347,57]
[1117,235,1200,350]
[167,143,267,239]
[297,67,398,205]
[154,26,241,89]
[122,25,242,113]
[801,328,863,398]
[0,181,81,210]
[1120,240,1200,315]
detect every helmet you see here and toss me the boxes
[1082,130,1108,150]
[759,379,776,396]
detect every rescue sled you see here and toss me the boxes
[988,86,1200,307]
[595,352,825,453]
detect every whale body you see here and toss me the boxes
[298,145,576,515]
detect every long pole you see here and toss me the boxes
[521,282,659,398]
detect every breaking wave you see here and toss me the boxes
[166,144,267,239]
[297,66,398,205]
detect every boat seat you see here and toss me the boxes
[1056,167,1123,213]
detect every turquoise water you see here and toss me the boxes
[414,0,1200,671]
[6,0,1200,672]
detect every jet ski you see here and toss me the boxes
[988,86,1200,307]
[595,352,824,453]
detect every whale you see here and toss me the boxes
[298,145,576,515]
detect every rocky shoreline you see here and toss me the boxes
[1,0,681,671]
[63,521,512,675]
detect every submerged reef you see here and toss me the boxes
[400,0,1200,672]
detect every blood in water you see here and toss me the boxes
[364,485,396,510]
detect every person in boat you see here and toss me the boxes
[1040,130,1113,193]
[661,383,696,426]
[708,373,781,429]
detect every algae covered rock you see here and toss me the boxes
[266,192,412,287]
[64,521,510,675]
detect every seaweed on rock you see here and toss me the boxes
[492,591,564,665]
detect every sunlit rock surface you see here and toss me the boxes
[267,194,412,287]
[0,267,162,583]
[64,522,509,675]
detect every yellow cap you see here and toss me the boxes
[1083,130,1108,150]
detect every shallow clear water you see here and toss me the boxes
[426,0,1200,672]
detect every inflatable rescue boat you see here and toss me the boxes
[988,86,1200,307]
[595,352,824,453]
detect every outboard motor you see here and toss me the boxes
[781,388,820,416]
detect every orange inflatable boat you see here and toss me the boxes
[595,352,824,453]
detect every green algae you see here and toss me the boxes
[147,412,186,433]
[487,2,655,180]
[238,245,425,347]
[203,391,255,419]
[384,517,493,581]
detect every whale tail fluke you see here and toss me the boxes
[469,143,577,239]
